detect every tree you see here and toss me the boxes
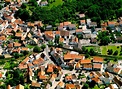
[89,80,96,88]
[14,9,30,21]
[113,50,118,55]
[98,31,110,45]
[0,5,2,10]
[33,46,40,53]
[5,69,24,86]
[22,51,29,56]
[54,35,60,44]
[82,83,89,89]
[48,41,54,47]
[28,0,38,7]
[89,48,96,56]
[82,46,86,53]
[41,44,46,50]
[85,53,90,58]
[107,49,113,55]
[13,53,19,59]
[77,34,83,39]
[58,42,63,47]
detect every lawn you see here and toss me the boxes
[48,0,63,9]
[101,45,121,55]
[86,46,101,53]
[92,85,100,89]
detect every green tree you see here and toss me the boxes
[22,51,29,56]
[5,69,24,86]
[82,46,86,53]
[113,50,118,55]
[41,44,46,50]
[107,49,113,55]
[98,31,110,45]
[13,53,19,59]
[82,83,89,89]
[33,46,40,53]
[89,48,96,56]
[54,35,60,44]
[85,53,90,58]
[28,0,38,7]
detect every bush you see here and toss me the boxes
[33,46,40,53]
[0,55,4,59]
[13,53,19,59]
[113,50,118,55]
[85,53,90,58]
[107,49,113,55]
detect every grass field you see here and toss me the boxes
[101,45,121,55]
[86,46,101,53]
[86,45,121,56]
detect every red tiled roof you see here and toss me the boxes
[93,56,104,63]
[80,59,91,64]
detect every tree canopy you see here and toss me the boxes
[15,0,122,24]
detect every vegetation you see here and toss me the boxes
[5,69,24,86]
[15,0,122,25]
[97,31,110,46]
[33,46,41,53]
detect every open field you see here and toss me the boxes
[101,45,121,55]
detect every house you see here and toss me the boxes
[75,29,82,35]
[32,58,44,67]
[72,74,77,82]
[63,21,71,27]
[78,14,85,18]
[93,63,103,71]
[68,24,76,30]
[90,38,97,44]
[40,1,48,6]
[105,84,119,89]
[88,22,97,28]
[108,21,115,28]
[63,52,77,61]
[65,84,76,89]
[44,31,54,41]
[39,75,48,82]
[56,71,63,81]
[31,82,41,88]
[116,36,122,43]
[56,81,64,89]
[27,22,34,27]
[58,26,64,30]
[46,64,54,73]
[69,37,78,46]
[60,30,69,38]
[113,76,122,87]
[16,84,24,89]
[46,25,52,30]
[93,57,104,63]
[113,68,121,74]
[86,19,91,25]
[119,21,122,27]
[101,77,112,84]
[80,59,92,70]
[15,33,22,38]
[75,62,81,70]
[14,42,21,47]
[80,20,86,25]
[65,75,73,83]
[49,74,57,85]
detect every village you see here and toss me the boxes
[0,0,122,89]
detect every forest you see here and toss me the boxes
[14,0,122,25]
